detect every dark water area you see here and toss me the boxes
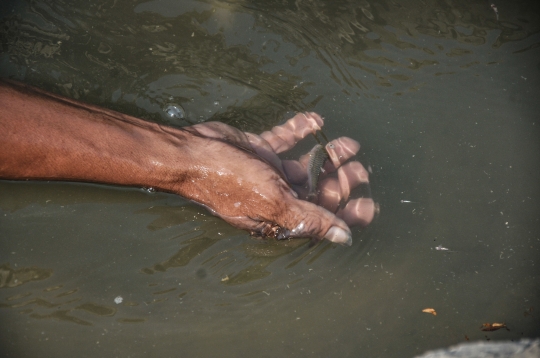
[1,0,539,357]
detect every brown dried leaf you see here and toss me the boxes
[422,308,437,316]
[481,322,507,331]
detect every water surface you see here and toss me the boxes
[1,0,539,357]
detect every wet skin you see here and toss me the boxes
[0,79,376,245]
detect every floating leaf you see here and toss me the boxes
[481,322,508,331]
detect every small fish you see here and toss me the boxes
[435,245,457,252]
[306,144,329,200]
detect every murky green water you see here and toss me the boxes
[1,0,539,357]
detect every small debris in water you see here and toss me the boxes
[490,3,499,21]
[221,275,229,282]
[114,296,123,304]
[524,307,534,317]
[435,245,449,251]
[422,308,437,316]
[481,322,508,331]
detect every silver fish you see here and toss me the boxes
[306,144,328,200]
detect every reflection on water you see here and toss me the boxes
[0,263,52,288]
[0,261,118,327]
[1,0,539,357]
[4,0,537,128]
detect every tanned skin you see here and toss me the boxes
[0,80,376,245]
